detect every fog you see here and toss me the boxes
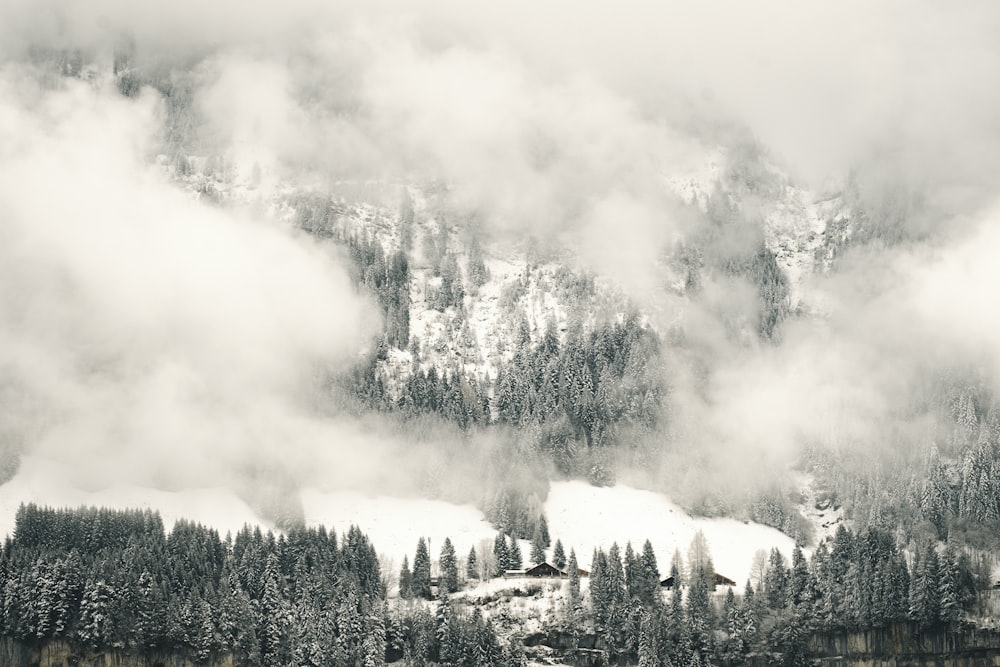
[2,1,1000,517]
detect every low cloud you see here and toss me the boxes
[0,73,378,489]
[2,0,1000,513]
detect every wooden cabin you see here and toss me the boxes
[502,569,528,579]
[660,576,675,589]
[525,562,564,578]
[712,573,736,589]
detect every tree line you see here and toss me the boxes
[0,505,523,667]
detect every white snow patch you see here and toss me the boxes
[789,470,846,544]
[0,456,267,539]
[663,147,726,210]
[1,458,796,593]
[300,488,499,568]
[544,481,796,586]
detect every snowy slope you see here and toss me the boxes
[0,456,796,588]
[300,480,796,587]
[544,481,795,586]
[300,488,500,570]
[664,148,848,311]
[0,456,267,539]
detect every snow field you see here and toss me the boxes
[543,481,796,586]
[300,488,499,578]
[0,458,796,591]
[0,456,266,539]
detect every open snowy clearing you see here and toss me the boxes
[300,487,499,571]
[543,481,795,586]
[0,457,793,587]
[0,456,266,539]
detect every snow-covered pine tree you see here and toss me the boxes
[440,537,459,594]
[624,542,638,600]
[788,544,809,607]
[639,540,660,607]
[530,525,546,565]
[493,533,510,577]
[399,555,413,599]
[552,539,567,571]
[764,548,789,610]
[637,610,657,667]
[567,550,581,623]
[938,545,961,624]
[686,564,714,660]
[539,514,551,548]
[412,538,432,599]
[466,546,478,581]
[508,535,523,570]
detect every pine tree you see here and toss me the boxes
[908,545,924,623]
[788,544,809,607]
[638,540,660,607]
[624,542,639,600]
[412,538,432,599]
[671,548,685,588]
[77,578,115,650]
[668,572,687,661]
[939,546,961,624]
[400,555,413,599]
[552,540,567,571]
[436,599,458,667]
[539,514,551,548]
[259,553,288,666]
[530,526,546,565]
[922,544,941,626]
[637,611,657,667]
[590,549,609,629]
[740,581,759,646]
[764,548,789,609]
[467,547,479,582]
[687,565,714,659]
[604,544,629,658]
[508,536,523,570]
[493,533,510,577]
[440,538,459,594]
[567,550,581,623]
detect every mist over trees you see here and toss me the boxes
[6,4,1000,666]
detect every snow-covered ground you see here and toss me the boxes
[0,457,796,590]
[300,488,499,572]
[789,470,846,544]
[0,456,267,539]
[543,481,795,586]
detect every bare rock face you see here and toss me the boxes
[0,639,236,667]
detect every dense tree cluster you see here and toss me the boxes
[386,601,525,667]
[494,317,664,472]
[571,525,981,667]
[749,492,815,546]
[485,491,548,543]
[394,365,492,429]
[345,234,411,349]
[1,505,387,665]
[806,375,1000,549]
[0,505,523,666]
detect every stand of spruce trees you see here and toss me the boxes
[0,505,524,667]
